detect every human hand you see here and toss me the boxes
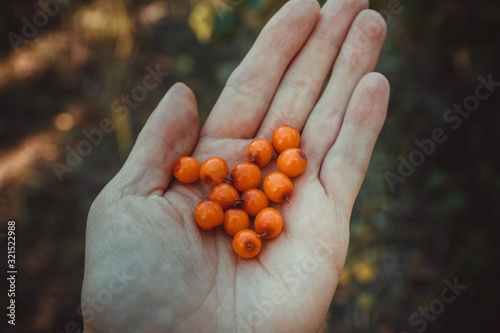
[82,0,389,332]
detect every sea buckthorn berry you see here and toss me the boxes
[194,200,224,231]
[263,172,293,203]
[239,189,268,217]
[255,207,283,239]
[277,148,308,177]
[200,157,229,186]
[230,162,262,192]
[172,157,201,183]
[246,138,273,167]
[223,209,250,236]
[209,184,239,211]
[271,125,300,153]
[232,229,262,259]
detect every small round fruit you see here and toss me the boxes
[223,209,250,236]
[209,184,239,210]
[271,125,300,153]
[277,148,308,177]
[200,157,229,186]
[239,189,269,217]
[230,162,262,192]
[194,200,224,231]
[246,138,273,167]
[232,229,262,259]
[255,207,283,239]
[263,172,293,203]
[173,157,201,183]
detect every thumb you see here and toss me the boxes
[114,82,199,195]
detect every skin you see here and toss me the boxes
[82,0,390,332]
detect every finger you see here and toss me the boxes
[301,10,387,169]
[200,0,320,140]
[114,83,199,195]
[320,72,390,208]
[256,0,368,138]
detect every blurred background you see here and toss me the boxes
[0,0,499,332]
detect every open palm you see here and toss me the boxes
[82,0,390,332]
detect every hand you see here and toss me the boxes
[82,0,389,332]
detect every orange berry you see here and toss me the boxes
[230,162,262,192]
[223,209,250,236]
[172,157,201,183]
[271,125,300,153]
[239,189,268,217]
[209,184,239,211]
[277,148,308,177]
[263,172,293,203]
[255,207,283,239]
[246,138,273,167]
[194,200,224,231]
[232,229,262,259]
[200,157,229,186]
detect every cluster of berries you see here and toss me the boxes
[172,125,307,259]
